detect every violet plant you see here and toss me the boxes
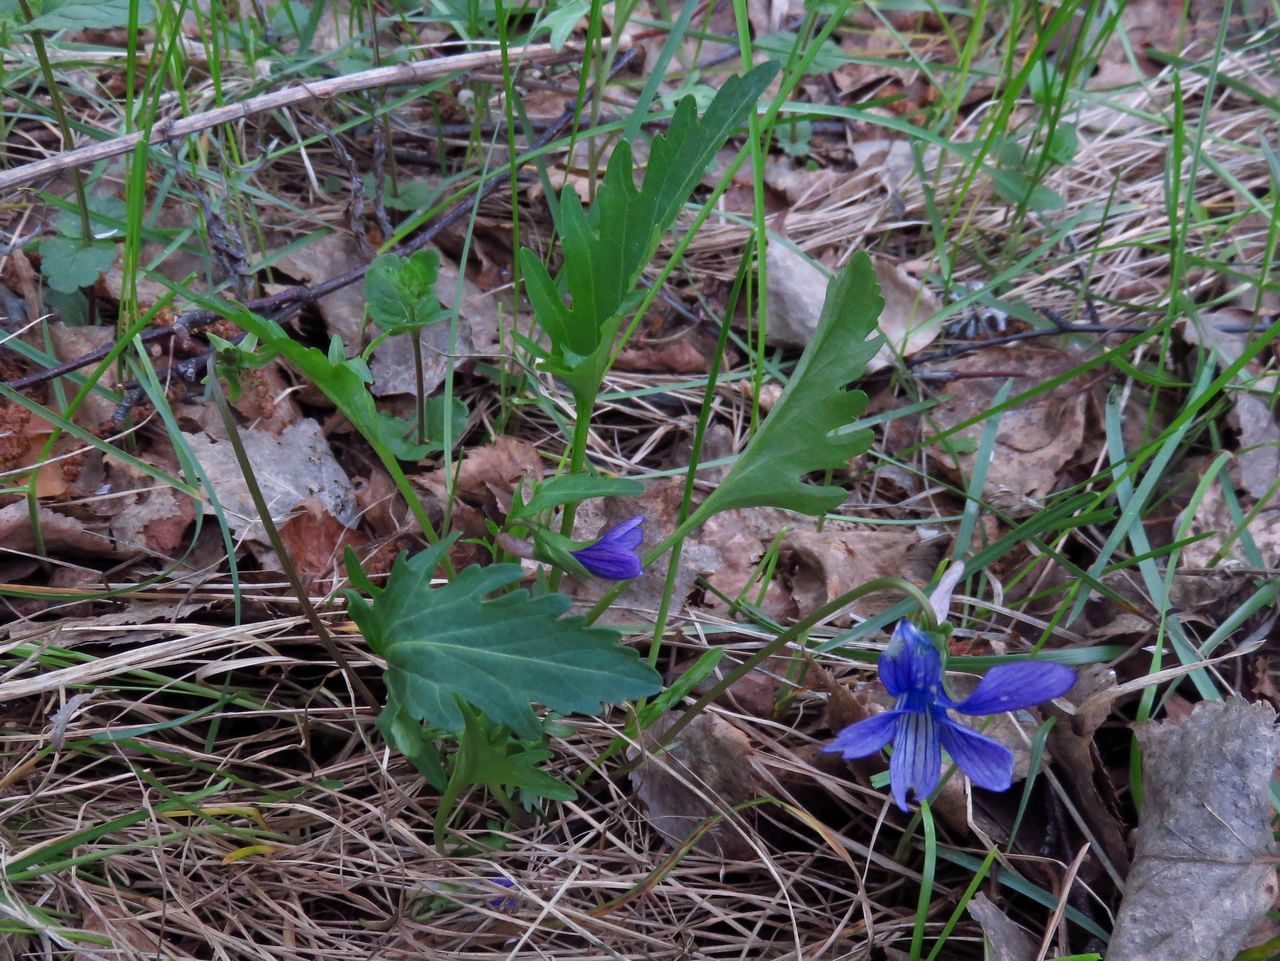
[326,55,913,844]
[826,620,1076,811]
[332,69,788,839]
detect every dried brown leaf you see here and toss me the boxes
[1178,478,1280,569]
[630,713,757,859]
[48,322,119,426]
[1109,698,1280,961]
[781,527,932,623]
[412,435,543,543]
[927,347,1088,517]
[866,257,941,371]
[1182,310,1280,502]
[75,899,160,960]
[615,336,709,374]
[108,479,196,557]
[759,246,939,365]
[271,232,368,344]
[184,418,358,546]
[1045,664,1130,877]
[0,502,119,561]
[967,894,1037,961]
[274,495,362,589]
[762,241,828,349]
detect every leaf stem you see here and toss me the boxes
[412,329,426,445]
[550,395,594,591]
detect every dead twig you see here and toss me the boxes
[0,40,605,193]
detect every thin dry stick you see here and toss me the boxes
[0,41,611,193]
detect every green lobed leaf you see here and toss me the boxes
[372,411,435,460]
[379,177,442,213]
[462,711,577,802]
[371,396,466,460]
[55,194,126,238]
[518,62,778,367]
[365,249,447,334]
[690,252,884,520]
[37,235,116,293]
[532,0,588,50]
[776,120,813,158]
[345,535,661,738]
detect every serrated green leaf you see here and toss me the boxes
[17,0,153,30]
[345,536,661,738]
[38,235,116,292]
[381,177,440,213]
[689,252,884,520]
[463,712,576,802]
[521,63,778,374]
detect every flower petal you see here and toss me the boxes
[823,710,902,759]
[938,718,1015,792]
[569,516,645,580]
[951,662,1076,716]
[889,708,940,811]
[602,515,644,549]
[879,620,942,698]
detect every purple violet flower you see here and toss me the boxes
[488,877,518,912]
[824,619,1076,811]
[570,515,644,580]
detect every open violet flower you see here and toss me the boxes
[570,515,644,580]
[824,619,1076,811]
